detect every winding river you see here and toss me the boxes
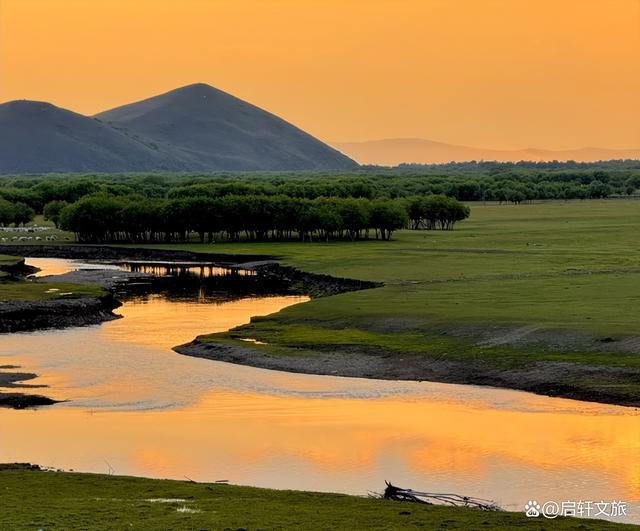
[1,258,639,523]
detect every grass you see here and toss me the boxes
[0,251,105,301]
[2,203,640,525]
[0,280,105,301]
[0,254,23,267]
[162,200,640,334]
[147,200,640,404]
[0,253,23,279]
[0,466,631,530]
[0,215,72,243]
[4,200,640,402]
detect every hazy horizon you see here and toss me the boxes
[3,83,639,162]
[1,0,638,152]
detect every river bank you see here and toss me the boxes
[0,245,379,332]
[155,201,640,409]
[176,335,640,408]
[0,275,121,407]
[0,367,58,408]
[3,233,640,408]
[0,464,630,530]
[0,292,122,334]
[0,250,374,409]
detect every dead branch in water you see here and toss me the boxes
[377,482,502,512]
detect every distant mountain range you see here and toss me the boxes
[333,138,640,166]
[0,84,357,173]
[2,85,638,174]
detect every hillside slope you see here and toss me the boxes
[95,83,357,171]
[0,100,184,173]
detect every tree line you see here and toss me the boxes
[407,195,470,230]
[2,165,640,213]
[57,193,470,243]
[0,198,35,227]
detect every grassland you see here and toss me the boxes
[2,200,640,404]
[0,249,104,301]
[161,200,640,406]
[0,466,631,530]
[0,254,22,267]
[0,280,105,301]
[0,253,23,279]
[0,214,71,243]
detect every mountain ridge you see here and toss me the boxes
[334,138,640,165]
[94,83,357,171]
[0,84,357,174]
[0,100,187,173]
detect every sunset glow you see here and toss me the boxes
[1,0,638,149]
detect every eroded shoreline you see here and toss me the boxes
[175,339,640,408]
[2,244,639,409]
[0,366,58,409]
[0,246,378,408]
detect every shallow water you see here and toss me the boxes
[1,258,639,523]
[28,256,124,277]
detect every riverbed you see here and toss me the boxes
[1,258,639,523]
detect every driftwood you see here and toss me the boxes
[378,482,502,512]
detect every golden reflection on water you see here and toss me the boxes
[1,389,639,517]
[103,295,308,350]
[122,263,256,278]
[2,258,640,522]
[27,257,123,277]
[27,257,81,277]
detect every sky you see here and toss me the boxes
[1,0,639,150]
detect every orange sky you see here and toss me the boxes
[1,0,639,149]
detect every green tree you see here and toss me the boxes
[43,200,69,228]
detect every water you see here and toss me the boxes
[1,258,639,523]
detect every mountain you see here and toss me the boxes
[0,100,185,174]
[333,138,640,166]
[95,83,357,171]
[0,84,357,174]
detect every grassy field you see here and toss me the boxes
[0,280,104,301]
[0,251,104,301]
[153,200,640,404]
[0,253,23,279]
[157,200,640,332]
[0,466,631,530]
[0,215,71,243]
[3,200,640,403]
[0,254,22,267]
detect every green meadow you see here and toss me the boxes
[170,200,640,333]
[3,200,640,402]
[156,200,640,403]
[0,253,23,279]
[0,252,104,301]
[0,281,104,301]
[0,467,630,530]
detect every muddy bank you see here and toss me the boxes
[0,246,378,337]
[241,262,381,298]
[0,257,37,278]
[0,366,59,409]
[175,340,640,408]
[0,244,271,266]
[0,244,381,297]
[38,268,153,290]
[0,294,122,334]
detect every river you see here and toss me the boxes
[1,258,639,523]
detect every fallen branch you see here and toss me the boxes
[377,482,502,512]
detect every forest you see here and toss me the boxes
[55,194,470,243]
[0,161,638,242]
